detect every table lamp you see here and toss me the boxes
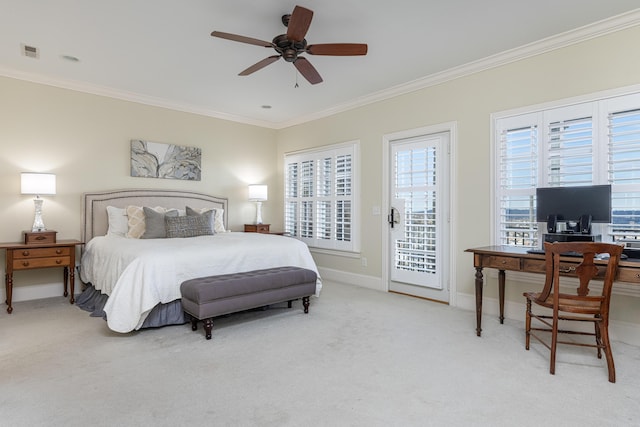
[21,172,56,231]
[248,184,267,224]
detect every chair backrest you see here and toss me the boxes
[538,242,623,307]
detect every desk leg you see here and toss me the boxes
[5,273,13,314]
[63,266,69,297]
[69,266,75,304]
[499,269,505,324]
[474,267,483,336]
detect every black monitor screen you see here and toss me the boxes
[536,185,612,223]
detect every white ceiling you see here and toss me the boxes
[2,1,639,129]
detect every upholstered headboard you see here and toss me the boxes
[82,189,228,242]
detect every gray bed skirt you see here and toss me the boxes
[76,285,188,329]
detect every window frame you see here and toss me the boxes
[284,140,360,253]
[492,88,640,247]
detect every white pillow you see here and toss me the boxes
[213,208,225,233]
[106,206,128,237]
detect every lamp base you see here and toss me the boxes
[255,201,263,224]
[32,197,47,231]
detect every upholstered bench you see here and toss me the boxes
[180,266,317,340]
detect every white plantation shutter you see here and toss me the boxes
[608,105,640,240]
[285,142,359,251]
[335,153,352,243]
[317,157,332,241]
[497,114,539,247]
[285,163,298,237]
[547,116,593,185]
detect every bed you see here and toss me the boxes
[77,189,321,333]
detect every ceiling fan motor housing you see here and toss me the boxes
[272,34,307,62]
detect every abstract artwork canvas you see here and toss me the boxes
[131,139,201,181]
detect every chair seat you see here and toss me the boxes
[523,291,603,315]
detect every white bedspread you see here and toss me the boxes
[80,232,321,333]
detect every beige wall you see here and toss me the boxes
[0,76,277,299]
[276,25,640,333]
[2,24,640,338]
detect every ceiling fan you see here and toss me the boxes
[211,5,368,85]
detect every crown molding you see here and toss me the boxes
[2,9,639,130]
[277,8,640,129]
[0,67,276,129]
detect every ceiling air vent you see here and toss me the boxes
[21,44,39,59]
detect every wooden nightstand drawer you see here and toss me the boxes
[13,247,71,259]
[13,256,71,270]
[244,224,270,233]
[23,230,57,244]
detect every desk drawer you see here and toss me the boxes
[13,247,71,259]
[482,255,520,270]
[524,258,608,279]
[616,268,640,284]
[13,256,70,270]
[523,258,546,274]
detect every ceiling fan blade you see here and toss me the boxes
[211,31,272,48]
[307,43,368,56]
[286,6,313,42]
[238,55,281,76]
[294,57,323,85]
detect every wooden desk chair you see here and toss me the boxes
[523,241,623,383]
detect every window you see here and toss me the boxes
[494,91,640,247]
[285,142,359,252]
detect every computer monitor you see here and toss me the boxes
[536,185,612,227]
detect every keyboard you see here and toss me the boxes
[526,249,584,257]
[526,249,627,259]
[526,249,545,255]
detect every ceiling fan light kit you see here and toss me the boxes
[211,5,367,85]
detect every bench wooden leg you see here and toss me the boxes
[191,318,198,331]
[288,300,293,308]
[303,296,310,314]
[203,318,213,340]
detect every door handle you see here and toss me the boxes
[388,207,400,228]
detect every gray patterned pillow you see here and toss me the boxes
[165,215,213,238]
[185,206,215,233]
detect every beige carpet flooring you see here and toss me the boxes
[1,281,639,426]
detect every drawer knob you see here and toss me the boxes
[22,261,29,267]
[22,251,30,256]
[501,260,507,264]
[56,249,62,254]
[55,259,62,264]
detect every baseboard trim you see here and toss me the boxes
[318,267,385,292]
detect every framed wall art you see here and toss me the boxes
[131,139,201,181]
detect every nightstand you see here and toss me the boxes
[244,224,270,233]
[0,239,83,313]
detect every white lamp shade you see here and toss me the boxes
[21,173,56,195]
[248,184,267,201]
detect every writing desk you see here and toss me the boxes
[465,245,640,337]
